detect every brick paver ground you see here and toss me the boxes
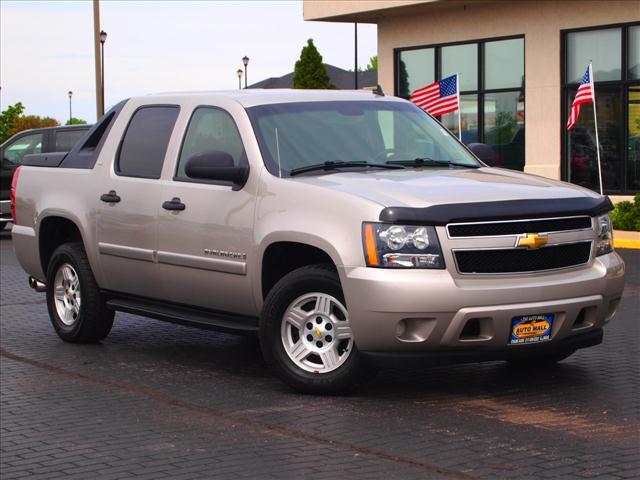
[1,228,638,479]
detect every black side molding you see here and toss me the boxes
[105,296,258,335]
[379,196,613,225]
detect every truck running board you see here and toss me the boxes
[105,297,259,335]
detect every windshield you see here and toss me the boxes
[247,100,480,177]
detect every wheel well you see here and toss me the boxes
[262,242,335,299]
[39,217,83,275]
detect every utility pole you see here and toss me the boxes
[93,0,103,119]
[354,23,358,90]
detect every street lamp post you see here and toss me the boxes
[68,91,73,124]
[242,56,249,89]
[99,30,107,117]
[236,69,243,90]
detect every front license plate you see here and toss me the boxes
[510,314,554,345]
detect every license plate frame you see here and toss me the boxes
[510,314,554,345]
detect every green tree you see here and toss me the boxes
[366,55,378,72]
[66,117,87,125]
[0,102,25,143]
[8,115,59,137]
[292,39,334,89]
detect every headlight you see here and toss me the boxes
[596,214,613,256]
[362,223,445,268]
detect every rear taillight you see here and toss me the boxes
[10,166,21,224]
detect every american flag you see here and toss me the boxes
[567,65,594,131]
[411,74,459,116]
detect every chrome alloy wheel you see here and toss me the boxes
[280,292,353,373]
[53,263,81,326]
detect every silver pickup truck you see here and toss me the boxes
[11,90,625,393]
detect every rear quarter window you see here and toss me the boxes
[116,105,179,179]
[54,129,87,152]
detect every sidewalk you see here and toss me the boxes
[614,230,640,249]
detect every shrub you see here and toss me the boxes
[610,194,640,231]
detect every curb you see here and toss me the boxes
[613,230,640,249]
[614,238,640,249]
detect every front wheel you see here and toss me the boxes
[260,264,373,394]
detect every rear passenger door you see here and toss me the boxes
[95,105,179,299]
[157,106,256,315]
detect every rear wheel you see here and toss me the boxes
[260,264,373,394]
[46,242,114,343]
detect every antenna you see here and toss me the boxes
[275,127,283,178]
[373,84,385,96]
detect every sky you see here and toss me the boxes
[0,0,377,123]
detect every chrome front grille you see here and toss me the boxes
[445,216,595,275]
[447,216,592,238]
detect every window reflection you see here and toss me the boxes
[484,91,525,171]
[567,88,622,192]
[630,26,640,80]
[441,95,479,144]
[628,86,640,190]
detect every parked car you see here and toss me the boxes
[10,91,625,393]
[1,125,91,230]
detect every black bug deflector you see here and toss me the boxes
[379,196,613,225]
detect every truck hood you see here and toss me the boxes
[293,167,598,208]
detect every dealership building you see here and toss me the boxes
[304,1,639,200]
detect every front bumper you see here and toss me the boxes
[340,251,625,353]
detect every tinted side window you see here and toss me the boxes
[117,106,179,178]
[2,132,44,167]
[54,129,87,152]
[176,107,246,180]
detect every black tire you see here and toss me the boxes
[260,264,373,395]
[0,223,6,232]
[46,242,114,343]
[507,349,576,367]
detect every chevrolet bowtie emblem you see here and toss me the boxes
[517,233,549,249]
[315,327,322,338]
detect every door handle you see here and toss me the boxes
[100,190,121,203]
[162,197,186,211]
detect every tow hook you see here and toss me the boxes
[28,276,47,293]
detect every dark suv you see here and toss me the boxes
[0,125,90,230]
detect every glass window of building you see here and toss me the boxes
[564,23,640,194]
[441,44,477,91]
[567,28,622,83]
[396,36,525,171]
[630,26,640,80]
[397,48,435,98]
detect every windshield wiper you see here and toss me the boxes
[289,161,405,176]
[386,158,480,169]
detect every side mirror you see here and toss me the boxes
[184,150,249,190]
[467,143,495,165]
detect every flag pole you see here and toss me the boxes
[590,62,604,195]
[456,73,462,141]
